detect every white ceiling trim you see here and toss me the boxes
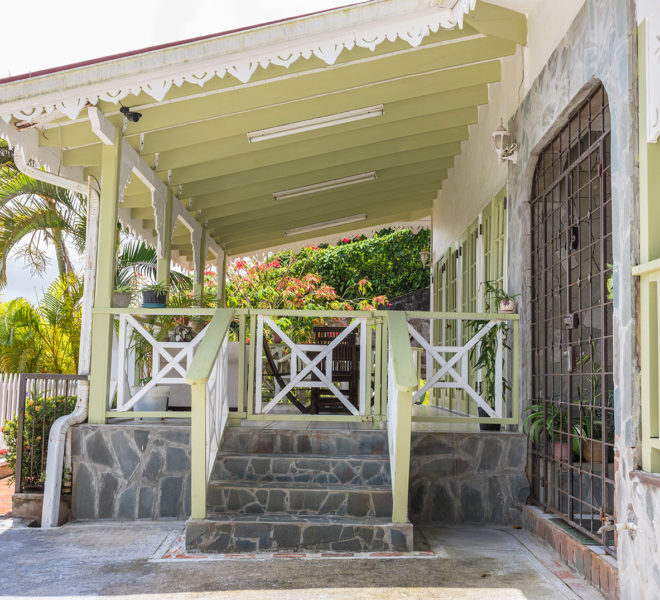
[0,0,476,124]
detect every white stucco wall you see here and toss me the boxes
[432,0,588,263]
[432,50,521,262]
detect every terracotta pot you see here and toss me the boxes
[552,440,570,462]
[582,440,603,464]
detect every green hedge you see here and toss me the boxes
[280,228,430,300]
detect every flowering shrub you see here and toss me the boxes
[226,257,388,341]
[2,393,76,489]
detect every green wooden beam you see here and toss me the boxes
[157,191,173,288]
[136,84,489,157]
[169,127,467,186]
[106,43,505,138]
[195,159,448,216]
[152,111,474,175]
[174,149,455,202]
[226,207,432,255]
[464,1,527,46]
[209,181,438,237]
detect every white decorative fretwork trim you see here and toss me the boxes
[0,1,476,123]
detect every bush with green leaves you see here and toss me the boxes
[272,228,431,301]
[1,392,76,489]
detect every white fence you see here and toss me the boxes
[0,373,20,449]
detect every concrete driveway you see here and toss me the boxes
[0,518,603,599]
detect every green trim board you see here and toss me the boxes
[636,20,660,473]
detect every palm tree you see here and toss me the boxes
[0,141,85,289]
[0,139,191,294]
[0,274,82,373]
[115,239,191,292]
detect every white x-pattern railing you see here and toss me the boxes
[409,319,501,417]
[110,313,208,413]
[254,314,368,416]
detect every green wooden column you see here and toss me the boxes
[88,129,122,424]
[156,191,173,288]
[639,22,660,264]
[217,252,226,307]
[193,229,207,305]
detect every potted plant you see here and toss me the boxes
[580,410,603,463]
[467,281,517,431]
[189,315,208,334]
[141,282,169,308]
[523,401,583,461]
[129,380,170,421]
[112,285,133,308]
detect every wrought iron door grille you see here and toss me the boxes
[528,84,615,555]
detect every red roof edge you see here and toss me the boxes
[0,1,371,86]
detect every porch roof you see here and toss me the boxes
[0,0,527,265]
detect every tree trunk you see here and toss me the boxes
[51,228,69,279]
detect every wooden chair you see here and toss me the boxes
[310,326,359,414]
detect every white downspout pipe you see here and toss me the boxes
[13,151,100,528]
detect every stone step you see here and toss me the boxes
[207,481,392,518]
[186,513,412,553]
[210,452,391,486]
[220,428,388,457]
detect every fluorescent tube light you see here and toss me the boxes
[285,214,367,237]
[248,105,384,142]
[274,172,377,201]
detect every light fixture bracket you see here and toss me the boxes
[492,119,518,164]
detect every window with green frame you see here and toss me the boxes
[482,188,507,308]
[430,187,508,411]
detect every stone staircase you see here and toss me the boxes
[185,428,413,553]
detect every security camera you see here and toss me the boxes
[120,106,142,123]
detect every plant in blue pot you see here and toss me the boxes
[141,282,169,308]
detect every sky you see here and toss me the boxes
[0,0,352,303]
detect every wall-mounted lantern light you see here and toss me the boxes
[420,248,430,268]
[492,119,518,164]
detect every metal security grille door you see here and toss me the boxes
[529,84,615,553]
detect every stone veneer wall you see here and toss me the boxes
[72,425,528,525]
[409,432,529,523]
[505,0,646,596]
[71,424,190,520]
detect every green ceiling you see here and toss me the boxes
[33,1,526,259]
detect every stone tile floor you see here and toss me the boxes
[0,517,604,599]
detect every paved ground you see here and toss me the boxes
[0,518,603,599]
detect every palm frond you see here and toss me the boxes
[0,202,74,289]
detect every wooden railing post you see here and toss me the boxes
[189,382,207,519]
[385,311,417,524]
[186,308,235,520]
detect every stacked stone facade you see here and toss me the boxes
[71,424,191,520]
